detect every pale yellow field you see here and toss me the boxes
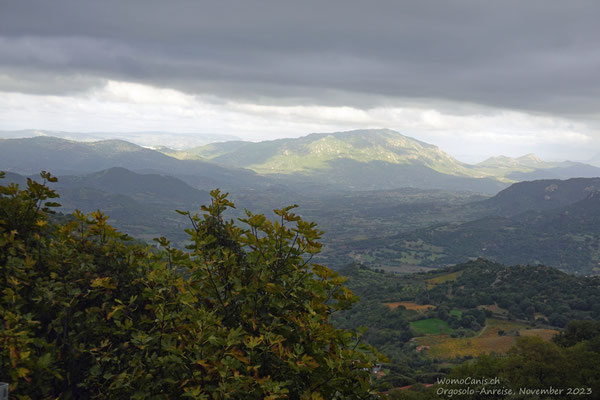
[426,271,463,288]
[415,319,558,359]
[384,301,435,312]
[520,329,557,341]
[477,304,509,316]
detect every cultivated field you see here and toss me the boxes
[383,301,435,312]
[415,319,558,359]
[426,271,463,288]
[410,318,453,335]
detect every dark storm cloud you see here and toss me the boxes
[1,0,600,114]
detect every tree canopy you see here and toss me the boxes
[0,171,383,399]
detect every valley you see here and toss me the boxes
[3,129,600,276]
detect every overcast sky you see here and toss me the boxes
[1,0,599,162]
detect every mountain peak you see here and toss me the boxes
[478,153,545,168]
[518,153,542,162]
[308,128,434,148]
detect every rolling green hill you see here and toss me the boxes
[3,131,597,195]
[0,129,239,149]
[416,259,600,322]
[170,129,478,175]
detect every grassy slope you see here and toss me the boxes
[163,129,488,178]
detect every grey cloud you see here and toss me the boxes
[2,0,600,115]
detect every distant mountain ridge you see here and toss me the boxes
[475,153,600,180]
[2,129,598,195]
[165,129,483,177]
[480,177,600,217]
[477,153,547,168]
[0,129,239,149]
[507,163,600,181]
[0,136,270,191]
[163,129,510,193]
[0,131,507,193]
[163,129,599,192]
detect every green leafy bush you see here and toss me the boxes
[0,172,383,399]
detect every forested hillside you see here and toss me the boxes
[334,259,600,393]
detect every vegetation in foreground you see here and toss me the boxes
[0,172,383,399]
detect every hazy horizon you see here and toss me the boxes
[0,127,593,165]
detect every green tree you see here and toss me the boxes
[553,320,600,347]
[0,173,384,399]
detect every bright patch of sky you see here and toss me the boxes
[0,80,594,163]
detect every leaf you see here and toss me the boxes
[37,352,52,369]
[90,365,101,377]
[91,277,117,290]
[229,348,250,365]
[16,367,30,378]
[195,359,211,368]
[107,305,125,320]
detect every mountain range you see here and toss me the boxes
[162,129,600,192]
[0,136,272,192]
[0,129,239,149]
[3,129,599,195]
[477,153,600,181]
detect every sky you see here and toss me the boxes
[1,0,599,163]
